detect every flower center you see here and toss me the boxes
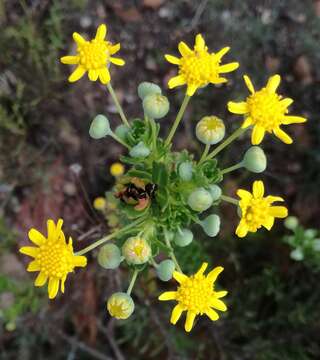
[78,39,110,70]
[176,275,213,314]
[36,238,74,278]
[247,88,287,131]
[243,198,270,231]
[202,117,223,131]
[179,52,219,87]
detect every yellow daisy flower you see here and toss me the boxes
[60,24,125,84]
[228,74,307,145]
[93,197,106,211]
[19,219,87,299]
[159,262,227,332]
[165,34,239,96]
[236,180,288,238]
[110,162,125,177]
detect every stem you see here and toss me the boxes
[75,218,144,256]
[106,82,130,128]
[198,144,210,164]
[220,195,239,206]
[207,127,246,159]
[220,162,243,175]
[164,230,182,273]
[127,269,139,295]
[149,257,159,268]
[165,94,191,146]
[109,132,131,149]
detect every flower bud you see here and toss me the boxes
[114,124,130,140]
[196,116,225,145]
[207,184,222,201]
[305,229,317,239]
[187,187,213,212]
[312,239,320,252]
[129,141,150,158]
[284,216,299,231]
[93,197,106,210]
[89,114,112,139]
[122,236,151,265]
[98,244,122,269]
[173,228,193,247]
[200,214,221,237]
[242,146,267,173]
[178,162,193,181]
[290,248,304,261]
[143,94,170,119]
[110,162,125,177]
[138,82,162,100]
[107,292,135,319]
[156,259,175,281]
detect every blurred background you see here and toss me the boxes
[1,0,320,359]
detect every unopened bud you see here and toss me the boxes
[98,244,122,269]
[138,82,162,100]
[89,114,112,139]
[200,214,221,237]
[129,141,150,158]
[107,292,135,319]
[143,94,170,119]
[187,187,213,212]
[173,228,193,247]
[196,116,225,145]
[122,236,151,265]
[242,146,267,173]
[156,259,175,281]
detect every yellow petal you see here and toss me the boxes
[236,221,248,238]
[61,275,67,293]
[195,262,208,276]
[98,68,111,84]
[60,55,79,65]
[35,272,47,287]
[214,47,230,60]
[263,216,274,230]
[109,43,120,55]
[48,277,60,299]
[208,266,224,283]
[219,62,239,73]
[211,298,227,312]
[215,290,228,299]
[110,57,125,66]
[168,75,185,89]
[186,84,197,96]
[280,98,293,108]
[27,260,40,272]
[269,206,288,218]
[266,195,284,203]
[251,125,265,145]
[205,308,219,321]
[28,228,46,246]
[72,32,86,45]
[243,75,255,94]
[252,180,265,198]
[20,246,38,258]
[237,189,252,201]
[73,255,87,268]
[88,69,99,81]
[185,311,196,332]
[68,66,86,83]
[228,101,248,115]
[195,34,205,51]
[282,116,307,125]
[172,271,188,284]
[242,117,253,129]
[170,304,184,325]
[95,24,107,41]
[178,41,193,57]
[266,74,281,93]
[273,127,293,144]
[158,291,177,301]
[164,54,180,65]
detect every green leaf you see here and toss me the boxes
[152,162,168,188]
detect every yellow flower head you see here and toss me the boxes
[93,197,107,210]
[165,34,239,96]
[107,292,135,320]
[60,24,125,84]
[110,162,125,177]
[159,262,227,332]
[19,219,87,299]
[236,180,288,238]
[228,74,307,145]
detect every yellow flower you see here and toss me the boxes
[107,292,135,319]
[19,219,87,299]
[228,74,307,145]
[60,24,125,84]
[93,197,106,210]
[236,180,288,238]
[110,162,125,177]
[165,34,239,96]
[159,262,227,332]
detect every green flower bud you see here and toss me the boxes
[312,239,320,251]
[200,214,221,237]
[284,216,299,230]
[196,116,225,145]
[107,292,135,319]
[179,162,193,181]
[122,236,151,265]
[242,146,267,173]
[156,259,175,281]
[114,124,130,140]
[143,94,170,119]
[174,228,194,247]
[98,244,122,269]
[187,187,213,212]
[290,248,304,261]
[89,114,112,139]
[207,184,222,201]
[138,82,162,100]
[305,229,317,239]
[129,141,150,158]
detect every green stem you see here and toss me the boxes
[207,127,246,160]
[164,230,182,273]
[127,269,139,295]
[198,144,210,164]
[220,162,243,175]
[75,218,144,256]
[220,195,239,206]
[165,94,191,146]
[110,132,131,149]
[106,82,130,128]
[149,257,159,268]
